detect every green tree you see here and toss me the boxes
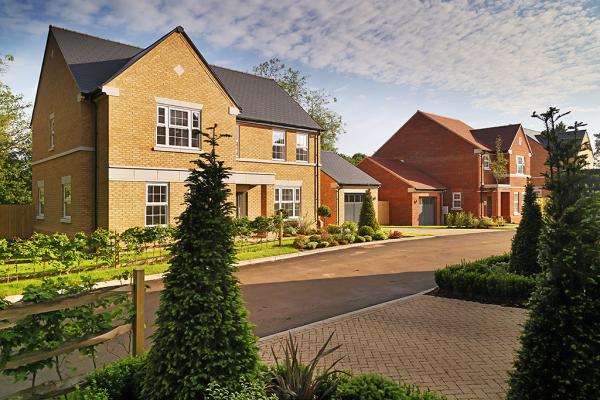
[253,58,344,150]
[507,107,600,399]
[0,55,31,204]
[358,189,379,231]
[141,124,258,400]
[340,152,367,166]
[509,181,543,276]
[489,136,508,184]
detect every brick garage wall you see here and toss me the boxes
[319,171,338,225]
[358,158,413,226]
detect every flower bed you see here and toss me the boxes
[434,254,539,306]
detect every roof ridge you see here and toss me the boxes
[210,64,277,82]
[50,25,144,51]
[471,123,521,132]
[418,110,472,125]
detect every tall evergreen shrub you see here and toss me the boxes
[509,182,543,275]
[358,189,380,231]
[141,125,258,400]
[507,108,600,399]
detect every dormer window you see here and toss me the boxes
[156,105,201,149]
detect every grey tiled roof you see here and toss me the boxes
[524,127,587,147]
[210,66,321,131]
[321,152,380,186]
[48,26,320,131]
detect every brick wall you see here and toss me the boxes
[319,171,338,225]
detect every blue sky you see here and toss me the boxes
[1,0,599,155]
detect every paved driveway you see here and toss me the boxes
[260,294,527,400]
[2,230,513,395]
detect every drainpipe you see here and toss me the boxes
[90,95,98,231]
[336,186,340,225]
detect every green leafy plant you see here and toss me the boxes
[317,205,331,218]
[334,374,447,400]
[357,226,374,237]
[77,354,146,399]
[141,125,259,399]
[293,236,308,250]
[435,254,537,306]
[327,224,341,235]
[507,108,600,399]
[489,136,509,184]
[509,182,543,276]
[363,235,372,242]
[358,189,380,231]
[206,377,276,400]
[372,231,388,241]
[340,221,357,234]
[354,236,366,243]
[268,331,345,400]
[304,241,319,250]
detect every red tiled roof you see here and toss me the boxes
[471,124,522,151]
[369,157,445,190]
[418,111,487,150]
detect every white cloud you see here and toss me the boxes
[2,0,600,113]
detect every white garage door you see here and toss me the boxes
[344,192,365,222]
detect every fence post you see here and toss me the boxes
[132,268,145,356]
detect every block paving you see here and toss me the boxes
[259,295,527,400]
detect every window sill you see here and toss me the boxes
[60,217,71,224]
[36,215,45,220]
[153,145,203,154]
[48,146,55,152]
[451,207,463,211]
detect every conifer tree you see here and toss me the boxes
[358,189,380,231]
[141,125,258,400]
[509,181,543,276]
[507,108,600,399]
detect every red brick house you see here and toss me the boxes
[320,151,380,225]
[358,111,534,225]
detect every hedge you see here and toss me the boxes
[434,254,538,306]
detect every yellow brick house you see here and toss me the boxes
[31,26,321,234]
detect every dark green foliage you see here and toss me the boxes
[354,236,366,243]
[371,231,388,241]
[334,374,447,400]
[141,126,259,400]
[317,205,332,218]
[78,355,146,399]
[358,189,379,231]
[509,182,543,275]
[357,226,374,237]
[507,108,600,399]
[434,255,537,306]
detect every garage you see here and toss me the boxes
[344,192,366,223]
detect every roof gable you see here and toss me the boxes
[45,25,319,130]
[321,152,380,186]
[471,124,523,152]
[419,111,487,149]
[366,157,445,190]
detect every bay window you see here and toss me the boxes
[156,105,201,149]
[275,187,301,218]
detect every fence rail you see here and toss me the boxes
[0,205,34,240]
[0,269,146,400]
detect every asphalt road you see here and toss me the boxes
[2,230,513,394]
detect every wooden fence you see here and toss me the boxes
[0,205,34,240]
[378,201,389,225]
[0,269,146,400]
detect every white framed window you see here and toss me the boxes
[513,192,520,215]
[272,130,286,160]
[516,155,525,175]
[156,105,201,149]
[452,192,462,210]
[275,187,301,218]
[296,133,308,162]
[146,183,168,226]
[534,189,542,198]
[482,155,490,170]
[49,113,55,150]
[37,181,45,219]
[61,176,71,223]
